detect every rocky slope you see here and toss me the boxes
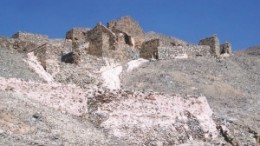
[0,18,260,145]
[1,44,259,145]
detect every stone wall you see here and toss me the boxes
[12,32,48,43]
[158,45,211,59]
[111,28,135,47]
[65,28,90,42]
[140,39,161,59]
[101,33,139,62]
[0,32,49,53]
[32,44,47,70]
[85,23,138,62]
[45,39,73,74]
[145,32,189,47]
[107,16,144,37]
[199,35,220,56]
[220,42,232,54]
[86,23,114,57]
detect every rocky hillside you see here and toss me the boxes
[0,16,260,146]
[243,46,260,56]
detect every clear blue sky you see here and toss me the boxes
[1,0,260,50]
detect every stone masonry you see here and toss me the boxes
[140,38,212,60]
[86,23,117,56]
[32,43,47,69]
[107,16,144,37]
[12,32,48,43]
[64,21,139,62]
[158,45,211,59]
[140,39,161,59]
[65,28,90,42]
[1,16,234,70]
[107,16,145,49]
[220,42,232,54]
[199,35,220,57]
[145,32,189,47]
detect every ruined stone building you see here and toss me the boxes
[107,16,145,38]
[65,28,90,42]
[140,39,161,59]
[63,16,233,62]
[139,33,233,60]
[107,16,145,49]
[199,35,220,57]
[199,35,232,57]
[220,42,232,54]
[65,16,143,62]
[0,16,233,71]
[139,38,211,60]
[12,32,48,43]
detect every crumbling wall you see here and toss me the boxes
[0,36,38,52]
[45,39,73,75]
[13,40,39,52]
[65,28,90,42]
[107,16,144,37]
[145,32,189,47]
[199,35,220,57]
[47,39,72,59]
[85,23,138,62]
[111,28,135,47]
[0,33,47,52]
[140,39,161,59]
[12,32,48,43]
[158,45,211,59]
[32,44,47,70]
[86,23,117,57]
[220,42,232,54]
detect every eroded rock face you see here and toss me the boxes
[88,90,218,145]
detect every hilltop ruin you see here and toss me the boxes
[0,16,232,69]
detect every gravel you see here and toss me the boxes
[0,47,42,81]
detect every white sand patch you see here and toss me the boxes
[127,58,148,72]
[101,64,122,90]
[24,52,53,82]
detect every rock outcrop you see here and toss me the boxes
[88,90,219,145]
